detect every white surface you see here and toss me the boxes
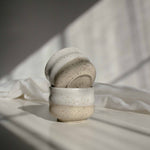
[1,78,150,149]
[0,98,150,150]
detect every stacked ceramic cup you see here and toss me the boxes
[45,47,96,122]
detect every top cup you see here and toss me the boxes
[45,47,96,88]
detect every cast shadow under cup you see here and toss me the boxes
[19,104,57,122]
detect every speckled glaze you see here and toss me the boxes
[45,47,96,88]
[50,104,94,122]
[45,47,80,81]
[49,87,95,122]
[45,47,96,122]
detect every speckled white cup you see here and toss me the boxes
[49,87,95,122]
[45,47,96,88]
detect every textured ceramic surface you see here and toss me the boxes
[45,47,84,81]
[50,86,95,106]
[49,87,95,122]
[45,47,79,80]
[54,58,96,88]
[50,104,94,122]
[45,47,96,88]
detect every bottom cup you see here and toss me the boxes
[49,87,95,122]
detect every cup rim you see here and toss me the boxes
[50,86,94,91]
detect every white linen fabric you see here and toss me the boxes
[0,78,49,102]
[94,82,150,114]
[1,77,150,114]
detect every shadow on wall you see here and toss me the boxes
[110,56,150,84]
[1,0,150,90]
[0,0,98,77]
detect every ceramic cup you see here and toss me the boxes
[49,86,95,122]
[45,47,96,88]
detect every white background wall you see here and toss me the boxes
[1,0,150,90]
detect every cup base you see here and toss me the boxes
[50,104,94,122]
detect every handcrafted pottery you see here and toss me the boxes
[45,47,96,88]
[49,87,95,122]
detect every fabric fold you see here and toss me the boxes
[0,78,150,114]
[0,78,49,101]
[94,82,150,114]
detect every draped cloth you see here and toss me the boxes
[1,77,150,115]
